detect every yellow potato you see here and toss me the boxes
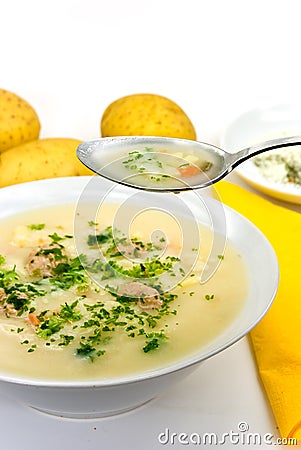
[101,93,197,140]
[0,89,41,152]
[0,138,94,187]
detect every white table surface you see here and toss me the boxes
[1,1,301,448]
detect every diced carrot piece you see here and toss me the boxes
[28,312,40,326]
[178,165,200,177]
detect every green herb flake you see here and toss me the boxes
[0,265,19,289]
[27,224,45,231]
[87,227,113,247]
[76,342,96,360]
[37,317,65,338]
[143,331,168,353]
[58,335,75,346]
[50,257,87,290]
[59,300,82,322]
[48,232,72,245]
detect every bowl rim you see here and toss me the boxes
[0,176,279,388]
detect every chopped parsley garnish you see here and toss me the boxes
[37,300,82,339]
[48,232,72,245]
[28,344,37,353]
[143,331,168,353]
[0,265,19,289]
[76,341,97,360]
[59,300,82,321]
[50,256,88,290]
[58,335,75,346]
[37,317,65,338]
[0,222,195,362]
[4,282,46,315]
[27,223,45,230]
[87,227,113,246]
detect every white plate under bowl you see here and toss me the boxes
[220,104,301,204]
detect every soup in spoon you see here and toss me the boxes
[77,137,224,191]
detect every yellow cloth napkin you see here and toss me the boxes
[213,181,301,442]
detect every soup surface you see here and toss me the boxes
[0,203,248,381]
[91,142,222,190]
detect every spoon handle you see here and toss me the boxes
[231,135,301,168]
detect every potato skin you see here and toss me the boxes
[0,89,41,152]
[0,138,94,187]
[101,93,197,140]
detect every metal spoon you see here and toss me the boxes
[77,135,301,192]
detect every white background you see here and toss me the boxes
[0,1,300,448]
[2,0,301,145]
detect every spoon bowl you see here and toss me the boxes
[77,136,301,192]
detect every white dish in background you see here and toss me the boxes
[220,104,301,204]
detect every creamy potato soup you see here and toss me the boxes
[0,204,248,381]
